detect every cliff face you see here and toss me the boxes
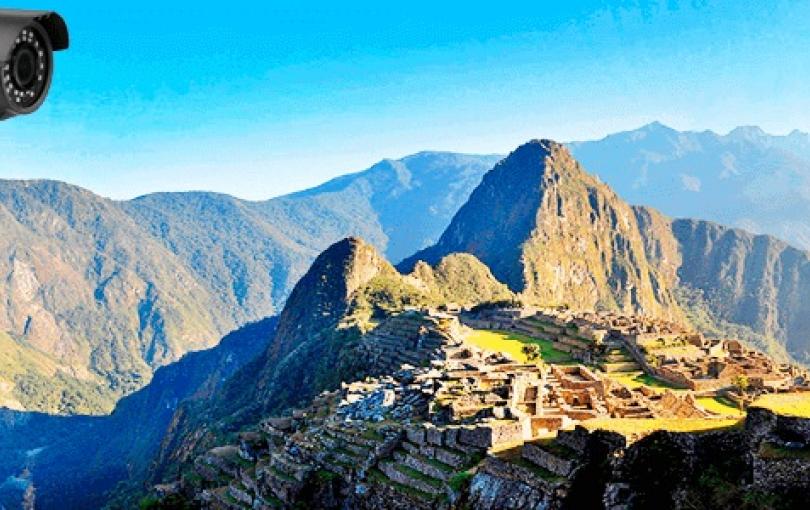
[669,219,810,364]
[627,205,810,363]
[400,140,683,320]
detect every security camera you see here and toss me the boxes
[0,9,68,120]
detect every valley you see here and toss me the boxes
[3,133,810,509]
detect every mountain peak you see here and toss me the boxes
[727,125,767,140]
[400,139,682,319]
[269,236,391,360]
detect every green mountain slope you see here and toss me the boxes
[0,152,497,414]
[0,181,232,413]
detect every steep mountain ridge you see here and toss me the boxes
[400,140,684,320]
[401,140,810,364]
[0,316,278,510]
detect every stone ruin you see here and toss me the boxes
[177,307,810,510]
[465,306,809,397]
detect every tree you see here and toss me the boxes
[732,374,750,394]
[521,344,541,362]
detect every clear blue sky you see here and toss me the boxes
[0,1,807,200]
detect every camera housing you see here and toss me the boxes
[0,9,68,120]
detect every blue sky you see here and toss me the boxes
[0,0,808,200]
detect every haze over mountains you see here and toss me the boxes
[570,122,810,250]
[0,153,498,413]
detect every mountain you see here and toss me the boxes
[401,140,810,364]
[143,238,507,491]
[0,181,234,413]
[276,152,503,262]
[0,152,497,414]
[400,139,684,320]
[0,316,277,510]
[668,218,810,363]
[8,129,810,506]
[568,122,810,250]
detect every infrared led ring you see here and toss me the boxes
[2,24,52,113]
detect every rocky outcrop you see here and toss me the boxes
[406,253,513,306]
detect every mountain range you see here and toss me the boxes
[2,123,810,418]
[2,132,810,508]
[0,153,499,413]
[570,122,810,249]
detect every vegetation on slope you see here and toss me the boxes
[0,332,115,414]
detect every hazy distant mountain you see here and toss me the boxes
[569,122,810,249]
[0,152,498,414]
[281,152,503,262]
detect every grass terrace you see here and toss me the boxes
[759,441,810,460]
[751,392,810,418]
[604,370,682,391]
[465,329,573,364]
[697,396,744,417]
[581,417,741,435]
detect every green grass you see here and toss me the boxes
[393,464,443,488]
[533,438,577,459]
[367,468,434,501]
[751,393,810,418]
[361,428,385,441]
[421,454,455,473]
[510,457,565,482]
[581,417,742,435]
[447,471,473,492]
[697,396,744,417]
[316,469,340,482]
[604,370,682,391]
[465,329,573,364]
[268,466,296,482]
[334,446,363,459]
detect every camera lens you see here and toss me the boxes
[2,25,51,112]
[13,48,36,89]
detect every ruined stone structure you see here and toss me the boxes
[170,308,810,509]
[465,306,808,396]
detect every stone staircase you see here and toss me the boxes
[363,424,487,505]
[598,346,641,373]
